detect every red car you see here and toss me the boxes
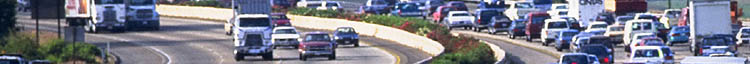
[271,13,291,26]
[431,6,457,23]
[525,12,550,42]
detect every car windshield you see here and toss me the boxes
[514,21,527,26]
[548,22,568,29]
[672,27,688,31]
[638,15,658,20]
[609,26,624,31]
[95,0,124,4]
[634,49,660,57]
[305,34,331,41]
[480,11,499,17]
[562,32,578,37]
[326,2,339,7]
[742,29,750,33]
[452,13,471,16]
[555,6,567,9]
[129,0,153,5]
[582,46,609,56]
[702,38,729,46]
[632,22,653,30]
[515,3,533,8]
[591,24,607,29]
[336,28,356,34]
[239,18,271,27]
[274,29,297,34]
[272,15,288,20]
[559,11,568,15]
[531,16,550,24]
[450,3,465,6]
[401,4,419,10]
[666,11,681,18]
[562,55,590,64]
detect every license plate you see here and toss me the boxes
[142,21,148,24]
[108,26,113,29]
[345,41,350,43]
[501,24,507,26]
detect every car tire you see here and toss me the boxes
[328,54,336,60]
[262,52,273,60]
[667,42,674,46]
[300,55,307,61]
[526,36,532,42]
[556,47,562,52]
[354,42,360,47]
[234,54,244,61]
[507,32,514,39]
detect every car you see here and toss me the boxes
[442,11,476,30]
[554,29,578,51]
[629,46,675,64]
[541,19,571,45]
[525,12,551,42]
[570,37,589,51]
[692,35,737,56]
[504,1,538,21]
[586,22,608,30]
[571,30,605,46]
[666,26,689,46]
[596,12,616,25]
[390,2,424,18]
[558,53,601,64]
[333,27,360,47]
[299,1,343,11]
[623,20,659,45]
[583,29,607,36]
[506,17,527,39]
[445,1,468,11]
[701,46,736,57]
[614,15,634,25]
[547,4,568,17]
[271,13,291,26]
[587,36,616,50]
[298,32,337,60]
[604,25,625,44]
[736,27,750,45]
[419,0,444,15]
[477,0,506,9]
[475,9,511,33]
[559,16,581,30]
[0,54,24,64]
[580,44,614,64]
[272,0,294,9]
[530,0,553,11]
[431,6,458,23]
[626,33,657,48]
[272,27,301,49]
[633,13,660,22]
[361,0,392,14]
[627,37,665,52]
[659,9,681,28]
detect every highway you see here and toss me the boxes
[16,11,430,64]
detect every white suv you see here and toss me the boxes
[541,19,570,46]
[629,46,674,64]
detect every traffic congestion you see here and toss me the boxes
[3,0,750,64]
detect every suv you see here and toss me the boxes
[0,54,24,64]
[692,35,737,56]
[442,11,475,30]
[580,44,614,64]
[525,12,551,42]
[554,29,578,51]
[629,46,674,64]
[541,19,570,45]
[272,26,300,49]
[233,14,275,60]
[299,32,337,60]
[390,2,424,18]
[475,9,510,33]
[333,27,360,47]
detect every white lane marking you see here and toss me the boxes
[415,57,432,64]
[132,32,227,64]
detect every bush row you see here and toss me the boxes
[1,32,103,63]
[289,8,496,64]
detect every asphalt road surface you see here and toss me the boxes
[16,12,430,64]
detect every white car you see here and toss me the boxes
[736,27,750,45]
[623,20,658,45]
[271,26,301,49]
[547,4,568,17]
[504,1,538,21]
[558,53,601,64]
[297,1,343,11]
[541,19,570,46]
[629,46,675,64]
[443,11,475,30]
[587,22,608,30]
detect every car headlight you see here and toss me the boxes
[334,37,341,39]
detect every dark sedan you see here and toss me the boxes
[333,27,360,47]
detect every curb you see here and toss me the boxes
[480,40,509,64]
[451,31,563,59]
[160,14,224,22]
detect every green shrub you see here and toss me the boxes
[1,32,102,63]
[1,32,41,59]
[432,43,495,64]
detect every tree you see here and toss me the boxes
[0,0,18,38]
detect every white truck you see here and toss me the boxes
[66,0,127,33]
[231,0,275,61]
[566,0,604,28]
[125,0,160,30]
[688,0,735,56]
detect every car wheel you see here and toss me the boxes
[262,52,273,60]
[300,55,307,61]
[556,47,562,52]
[507,32,514,39]
[354,42,360,47]
[526,36,532,42]
[234,55,244,61]
[542,42,549,46]
[667,42,674,46]
[328,54,336,60]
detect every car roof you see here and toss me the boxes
[627,19,653,23]
[304,31,329,35]
[635,33,655,36]
[561,29,579,32]
[633,46,664,50]
[448,11,471,14]
[551,4,566,6]
[274,26,296,30]
[584,29,606,32]
[741,27,750,29]
[562,53,590,56]
[591,22,608,25]
[544,19,567,22]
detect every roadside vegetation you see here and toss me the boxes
[289,8,496,64]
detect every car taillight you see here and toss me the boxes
[672,34,679,36]
[665,56,673,60]
[513,29,519,31]
[698,48,703,54]
[603,57,610,63]
[572,62,577,64]
[477,19,481,23]
[398,10,402,15]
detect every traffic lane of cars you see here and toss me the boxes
[293,27,432,64]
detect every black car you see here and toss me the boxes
[693,35,737,56]
[580,44,614,64]
[333,27,360,47]
[506,15,527,39]
[476,9,511,33]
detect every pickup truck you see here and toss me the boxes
[541,19,570,45]
[299,32,337,60]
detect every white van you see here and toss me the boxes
[623,20,658,45]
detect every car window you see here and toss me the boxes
[307,3,322,8]
[666,11,681,18]
[634,49,660,57]
[239,18,271,27]
[742,29,750,33]
[562,32,578,37]
[336,28,356,34]
[582,46,609,57]
[637,15,658,21]
[555,6,567,9]
[450,3,465,6]
[129,0,154,5]
[452,13,471,16]
[643,39,665,46]
[274,29,297,34]
[96,0,124,4]
[373,0,387,5]
[326,2,339,7]
[515,3,533,8]
[632,22,652,30]
[531,16,550,24]
[558,11,568,15]
[0,59,22,64]
[661,48,672,55]
[548,22,568,29]
[305,34,331,41]
[514,21,527,26]
[272,15,289,19]
[562,55,590,64]
[591,24,607,29]
[703,38,728,46]
[609,26,624,31]
[617,16,634,22]
[480,11,500,17]
[672,27,688,31]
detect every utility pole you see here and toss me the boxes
[57,0,61,38]
[34,0,39,44]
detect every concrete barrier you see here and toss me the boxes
[156,5,232,21]
[287,15,445,56]
[481,40,509,64]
